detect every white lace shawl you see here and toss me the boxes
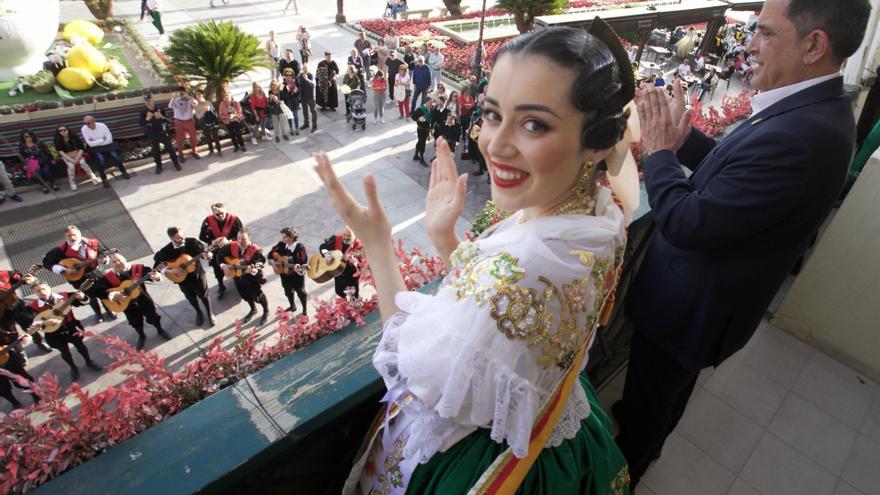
[373,189,626,462]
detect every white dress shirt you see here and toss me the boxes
[751,73,840,116]
[80,122,114,147]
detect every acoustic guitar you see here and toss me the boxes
[163,253,206,284]
[222,257,265,279]
[59,248,118,282]
[0,324,43,367]
[0,265,42,318]
[307,250,347,283]
[31,278,95,334]
[269,252,307,276]
[102,264,164,313]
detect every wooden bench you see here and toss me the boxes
[438,5,469,17]
[400,8,433,20]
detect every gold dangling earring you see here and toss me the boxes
[573,159,595,202]
[549,159,596,217]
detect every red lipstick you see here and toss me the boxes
[491,161,530,188]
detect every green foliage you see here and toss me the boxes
[468,201,512,239]
[165,21,273,100]
[495,0,568,33]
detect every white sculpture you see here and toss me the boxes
[0,0,62,80]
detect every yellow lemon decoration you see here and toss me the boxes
[63,20,105,45]
[57,67,96,91]
[66,43,108,77]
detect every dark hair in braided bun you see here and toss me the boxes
[494,22,633,150]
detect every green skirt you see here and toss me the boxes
[406,376,630,494]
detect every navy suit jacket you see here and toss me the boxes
[625,77,855,371]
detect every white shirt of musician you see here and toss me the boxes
[51,240,90,274]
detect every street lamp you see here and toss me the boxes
[336,0,346,24]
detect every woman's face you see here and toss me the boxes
[58,127,69,138]
[478,53,600,219]
[24,134,33,144]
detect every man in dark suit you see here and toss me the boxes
[615,0,871,486]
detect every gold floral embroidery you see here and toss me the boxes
[449,240,480,268]
[445,252,525,307]
[489,251,617,370]
[609,464,630,495]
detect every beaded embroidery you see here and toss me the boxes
[444,252,525,307]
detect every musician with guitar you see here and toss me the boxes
[26,279,103,381]
[153,227,216,327]
[217,228,270,325]
[268,227,309,316]
[198,203,244,300]
[0,317,39,409]
[0,266,52,353]
[42,225,116,323]
[319,228,361,299]
[92,252,171,351]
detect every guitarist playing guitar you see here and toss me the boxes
[217,228,270,326]
[268,226,309,316]
[198,203,243,300]
[153,227,216,328]
[319,227,361,299]
[92,252,170,351]
[0,266,52,354]
[42,225,115,323]
[26,279,103,382]
[0,317,39,410]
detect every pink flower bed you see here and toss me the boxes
[0,240,446,494]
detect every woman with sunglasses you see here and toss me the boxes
[18,130,59,193]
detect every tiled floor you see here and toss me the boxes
[598,319,880,495]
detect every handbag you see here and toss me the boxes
[25,158,40,180]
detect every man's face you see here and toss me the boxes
[111,254,127,273]
[238,232,251,247]
[325,53,332,61]
[65,229,81,244]
[282,233,293,244]
[747,0,807,92]
[84,118,96,129]
[34,284,51,300]
[212,207,226,221]
[286,51,294,60]
[170,231,185,245]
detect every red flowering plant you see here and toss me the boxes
[0,239,444,494]
[689,89,753,137]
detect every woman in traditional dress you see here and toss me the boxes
[314,20,638,495]
[316,51,340,112]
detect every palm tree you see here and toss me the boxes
[165,20,274,101]
[496,0,568,34]
[443,0,464,17]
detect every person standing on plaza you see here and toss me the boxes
[140,93,181,174]
[297,64,318,132]
[278,49,301,79]
[347,49,366,88]
[375,39,390,82]
[393,63,411,119]
[616,0,871,487]
[402,45,415,68]
[0,160,24,204]
[267,80,292,142]
[297,25,312,64]
[153,226,215,327]
[354,32,373,78]
[371,70,387,124]
[219,92,247,152]
[316,52,340,112]
[383,28,400,54]
[459,87,475,146]
[342,65,365,116]
[80,115,130,186]
[427,45,445,92]
[170,90,200,162]
[53,125,100,190]
[411,94,432,166]
[194,89,222,156]
[18,130,59,193]
[216,228,270,326]
[140,0,166,36]
[283,0,299,15]
[410,56,431,116]
[268,227,309,316]
[249,81,270,143]
[265,31,282,80]
[385,51,405,106]
[281,69,302,136]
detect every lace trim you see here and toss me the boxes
[544,382,591,448]
[377,312,587,460]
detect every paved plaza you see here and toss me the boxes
[0,2,878,495]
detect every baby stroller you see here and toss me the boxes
[347,89,367,131]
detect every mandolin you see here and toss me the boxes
[102,264,164,313]
[59,248,118,282]
[269,252,307,275]
[0,265,42,318]
[307,250,347,283]
[222,258,265,279]
[31,279,94,334]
